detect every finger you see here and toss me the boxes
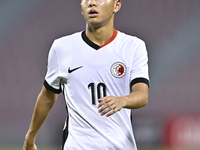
[97,100,105,108]
[100,105,114,116]
[98,102,111,113]
[98,100,115,113]
[106,104,122,117]
[106,108,117,117]
[98,98,111,108]
[98,97,106,101]
[100,103,117,116]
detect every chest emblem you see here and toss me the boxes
[110,62,126,78]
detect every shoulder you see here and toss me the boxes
[115,30,147,57]
[48,31,83,55]
[53,31,83,47]
[116,30,145,47]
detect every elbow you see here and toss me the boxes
[142,87,149,107]
[143,93,149,107]
[140,93,149,108]
[143,97,148,107]
[131,94,148,109]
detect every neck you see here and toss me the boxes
[85,21,114,47]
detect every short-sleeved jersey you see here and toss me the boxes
[44,29,149,150]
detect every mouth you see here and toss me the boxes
[88,9,98,17]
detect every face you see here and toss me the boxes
[80,0,121,28]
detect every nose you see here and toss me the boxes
[88,0,97,7]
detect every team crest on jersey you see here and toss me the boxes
[110,62,126,78]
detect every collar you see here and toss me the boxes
[81,29,118,50]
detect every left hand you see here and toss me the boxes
[98,96,126,117]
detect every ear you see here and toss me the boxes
[80,3,83,15]
[114,0,122,13]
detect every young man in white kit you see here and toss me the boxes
[23,0,149,149]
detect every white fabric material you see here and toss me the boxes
[45,30,149,150]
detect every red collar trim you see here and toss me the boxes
[98,28,118,50]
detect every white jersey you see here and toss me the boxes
[44,29,149,150]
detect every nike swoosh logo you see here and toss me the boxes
[68,66,83,73]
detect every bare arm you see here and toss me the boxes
[123,82,149,109]
[98,83,149,117]
[23,86,57,150]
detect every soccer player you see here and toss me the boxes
[23,0,149,150]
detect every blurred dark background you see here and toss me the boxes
[1,0,200,149]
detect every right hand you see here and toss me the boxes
[23,136,37,150]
